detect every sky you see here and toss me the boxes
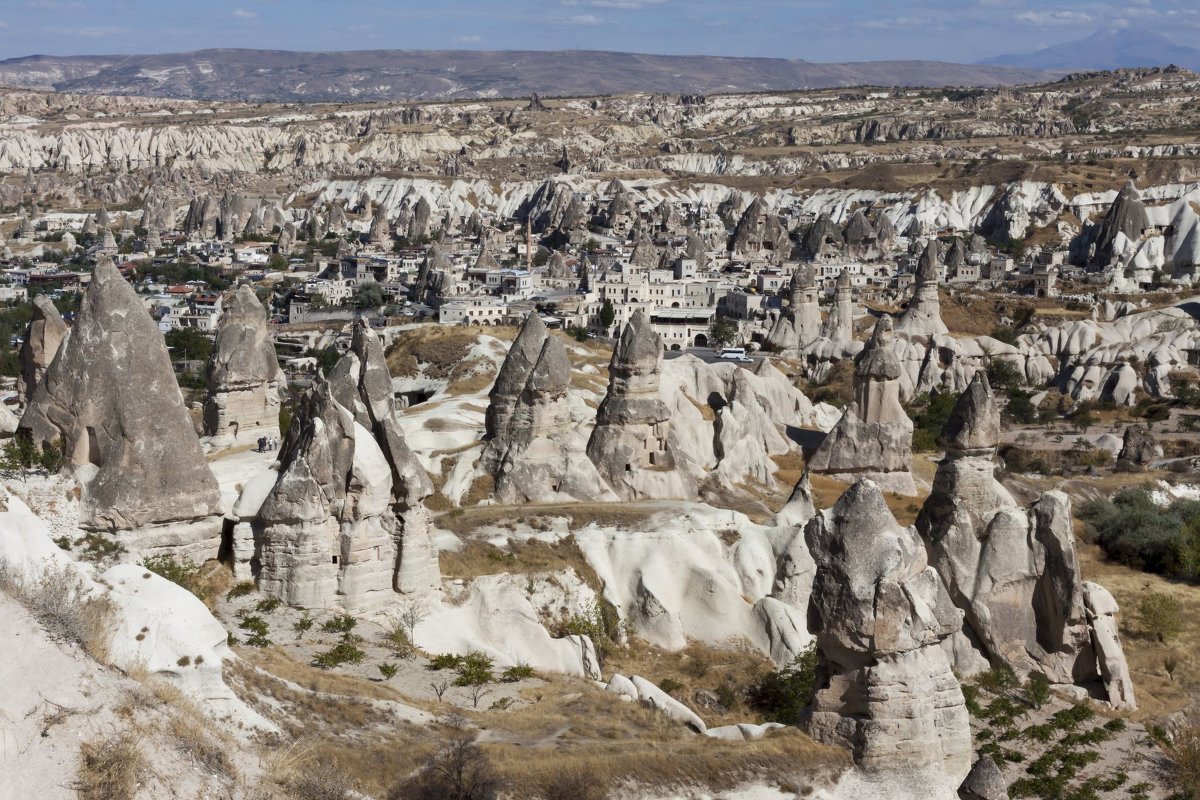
[0,0,1197,63]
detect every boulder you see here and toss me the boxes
[804,479,971,780]
[1082,582,1136,711]
[19,260,222,549]
[958,755,1008,800]
[202,285,282,448]
[1115,423,1161,471]
[630,675,706,733]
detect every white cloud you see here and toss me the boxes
[231,8,258,19]
[558,13,603,25]
[1015,9,1093,24]
[454,34,482,43]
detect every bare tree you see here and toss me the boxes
[466,683,492,710]
[398,599,429,643]
[389,735,504,800]
[430,679,450,702]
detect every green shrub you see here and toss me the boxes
[747,642,818,724]
[453,652,495,687]
[428,653,464,671]
[1025,672,1051,709]
[140,555,201,596]
[237,615,271,648]
[906,390,961,452]
[321,614,358,635]
[658,677,684,695]
[500,663,535,683]
[378,662,399,680]
[556,600,620,665]
[1139,592,1183,643]
[313,641,366,669]
[292,614,314,639]
[255,596,281,613]
[226,582,255,600]
[1079,488,1200,579]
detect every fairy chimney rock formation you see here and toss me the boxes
[483,315,610,503]
[807,316,916,495]
[255,321,437,610]
[819,268,855,345]
[805,479,972,781]
[203,285,282,448]
[895,239,949,338]
[917,373,1136,709]
[586,310,693,501]
[19,260,222,551]
[18,294,68,403]
[765,264,822,351]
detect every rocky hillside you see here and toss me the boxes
[0,49,1051,102]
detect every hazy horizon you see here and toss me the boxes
[1,0,1197,65]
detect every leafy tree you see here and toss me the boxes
[986,357,1023,391]
[305,345,342,375]
[598,299,615,328]
[164,327,212,363]
[709,316,738,347]
[566,325,590,342]
[748,642,819,724]
[453,651,495,687]
[907,390,961,452]
[1139,592,1183,643]
[352,282,385,309]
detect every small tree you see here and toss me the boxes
[709,316,738,347]
[352,282,385,309]
[748,642,819,724]
[398,600,429,643]
[391,735,505,800]
[598,299,615,329]
[1140,592,1183,643]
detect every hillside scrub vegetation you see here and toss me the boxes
[1079,488,1200,580]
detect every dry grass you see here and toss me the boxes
[443,370,498,397]
[478,676,847,797]
[386,324,511,382]
[604,639,777,727]
[0,560,114,662]
[461,474,495,507]
[439,535,603,592]
[434,501,662,537]
[76,732,145,800]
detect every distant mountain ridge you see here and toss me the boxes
[0,48,1051,102]
[983,28,1200,73]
